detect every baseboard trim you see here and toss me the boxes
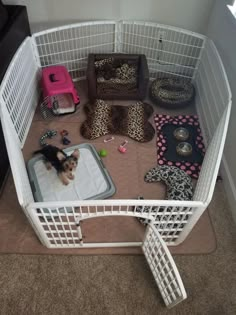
[220,155,236,223]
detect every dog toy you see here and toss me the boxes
[40,129,57,146]
[104,136,114,143]
[60,129,68,137]
[99,149,108,157]
[118,140,128,153]
[60,129,71,145]
[62,137,71,145]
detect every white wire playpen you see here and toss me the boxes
[0,20,232,308]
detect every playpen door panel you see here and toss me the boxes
[142,223,187,308]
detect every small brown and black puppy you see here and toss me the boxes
[34,145,80,185]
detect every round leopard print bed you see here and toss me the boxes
[150,78,195,109]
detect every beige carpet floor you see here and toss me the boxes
[0,181,235,315]
[0,81,235,314]
[0,173,216,255]
[0,80,216,255]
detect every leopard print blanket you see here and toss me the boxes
[95,57,137,83]
[80,99,155,142]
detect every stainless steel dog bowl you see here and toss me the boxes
[176,142,192,157]
[173,127,189,141]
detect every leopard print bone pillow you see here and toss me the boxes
[81,99,155,142]
[144,165,193,200]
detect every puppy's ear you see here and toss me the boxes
[57,151,66,161]
[71,149,80,159]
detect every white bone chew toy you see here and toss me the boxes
[103,136,115,143]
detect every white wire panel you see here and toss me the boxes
[142,223,187,308]
[193,106,231,204]
[32,21,206,81]
[194,39,231,145]
[0,37,40,146]
[193,39,232,203]
[151,206,195,244]
[32,21,116,80]
[0,106,34,207]
[26,200,203,247]
[120,21,206,80]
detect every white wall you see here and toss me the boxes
[3,0,215,34]
[207,0,236,222]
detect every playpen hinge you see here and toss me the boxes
[30,37,42,68]
[192,37,207,82]
[75,217,83,245]
[114,21,122,53]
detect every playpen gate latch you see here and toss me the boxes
[75,217,83,245]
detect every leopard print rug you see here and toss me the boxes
[81,99,155,142]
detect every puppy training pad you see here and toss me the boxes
[27,144,115,202]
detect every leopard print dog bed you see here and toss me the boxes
[136,165,193,225]
[150,78,195,109]
[81,99,155,142]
